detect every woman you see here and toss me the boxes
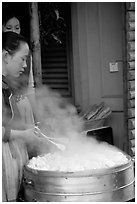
[2,12,41,128]
[2,32,45,202]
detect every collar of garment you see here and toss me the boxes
[2,75,12,99]
[2,75,9,89]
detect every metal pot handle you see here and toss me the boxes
[33,198,37,202]
[23,177,34,187]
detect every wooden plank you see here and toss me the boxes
[43,83,69,89]
[43,79,68,83]
[42,57,67,63]
[129,129,135,139]
[29,2,42,87]
[128,99,135,108]
[43,63,68,68]
[127,61,135,70]
[126,11,135,22]
[128,80,135,90]
[128,90,135,99]
[42,69,68,73]
[126,2,135,11]
[128,118,135,129]
[127,42,135,51]
[43,73,68,78]
[127,31,135,41]
[128,108,135,118]
[126,22,135,31]
[127,70,135,80]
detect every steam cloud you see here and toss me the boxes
[34,85,125,159]
[35,85,83,138]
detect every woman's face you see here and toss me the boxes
[3,17,21,34]
[6,42,29,77]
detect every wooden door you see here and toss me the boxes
[71,2,125,149]
[97,3,124,149]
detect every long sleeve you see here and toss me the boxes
[2,79,12,142]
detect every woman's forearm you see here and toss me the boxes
[2,127,26,142]
[2,127,5,139]
[10,128,39,146]
[10,129,27,141]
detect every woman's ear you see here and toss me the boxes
[2,50,9,64]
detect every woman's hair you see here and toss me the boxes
[2,4,20,26]
[2,12,19,26]
[2,3,30,44]
[2,31,28,55]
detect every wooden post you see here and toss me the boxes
[29,2,42,87]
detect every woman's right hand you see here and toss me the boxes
[23,127,52,158]
[10,127,53,157]
[23,128,43,145]
[10,127,42,145]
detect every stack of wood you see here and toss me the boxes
[80,102,111,130]
[126,2,135,158]
[81,102,111,121]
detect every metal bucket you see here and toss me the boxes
[23,154,135,202]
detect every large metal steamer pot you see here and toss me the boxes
[23,154,135,202]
